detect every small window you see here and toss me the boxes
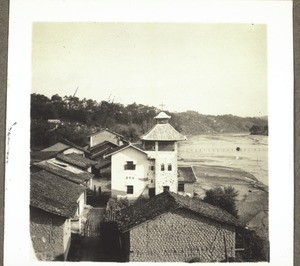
[163,186,170,192]
[161,164,165,171]
[125,161,136,170]
[150,165,155,171]
[178,183,184,192]
[168,164,172,171]
[127,185,134,194]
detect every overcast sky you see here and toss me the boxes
[32,22,267,117]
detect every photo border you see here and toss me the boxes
[2,1,295,265]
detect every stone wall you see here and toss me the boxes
[128,208,235,262]
[154,151,178,194]
[30,207,71,261]
[147,160,155,189]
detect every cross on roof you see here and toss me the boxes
[159,102,165,111]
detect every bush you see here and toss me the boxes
[235,228,269,262]
[203,186,239,217]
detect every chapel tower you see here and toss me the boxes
[141,111,186,195]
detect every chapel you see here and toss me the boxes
[105,111,196,200]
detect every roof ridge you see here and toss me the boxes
[61,138,90,154]
[103,142,148,158]
[167,192,242,227]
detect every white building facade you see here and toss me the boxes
[106,112,187,200]
[141,112,186,195]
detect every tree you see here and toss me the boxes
[236,229,269,262]
[203,186,239,218]
[31,93,56,120]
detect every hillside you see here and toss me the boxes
[172,111,267,135]
[30,93,268,149]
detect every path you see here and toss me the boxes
[68,207,112,261]
[84,207,105,237]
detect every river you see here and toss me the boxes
[178,133,268,186]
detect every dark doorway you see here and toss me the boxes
[163,186,170,192]
[149,188,155,198]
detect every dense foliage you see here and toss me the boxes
[31,93,158,130]
[203,186,239,218]
[30,93,268,149]
[249,124,268,135]
[236,228,269,262]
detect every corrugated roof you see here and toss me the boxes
[116,191,242,232]
[30,170,85,218]
[34,160,93,185]
[56,153,97,169]
[141,123,186,141]
[178,166,197,183]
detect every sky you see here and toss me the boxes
[32,22,267,117]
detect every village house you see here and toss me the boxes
[30,150,60,164]
[32,158,94,189]
[88,128,127,148]
[30,170,86,261]
[87,140,118,177]
[177,166,197,196]
[88,140,118,161]
[56,153,97,173]
[104,143,154,199]
[113,191,243,262]
[41,139,90,156]
[104,112,194,200]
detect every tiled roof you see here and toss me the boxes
[106,128,125,138]
[61,138,91,154]
[154,111,171,119]
[56,153,97,169]
[88,128,125,138]
[103,143,148,158]
[41,139,90,154]
[116,191,242,232]
[178,166,197,183]
[30,151,59,163]
[95,159,111,170]
[103,143,130,157]
[90,148,111,160]
[131,143,144,150]
[30,170,85,218]
[41,142,70,152]
[88,140,118,153]
[141,124,186,141]
[88,141,118,159]
[34,160,93,185]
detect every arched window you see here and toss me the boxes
[168,164,172,171]
[161,164,165,171]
